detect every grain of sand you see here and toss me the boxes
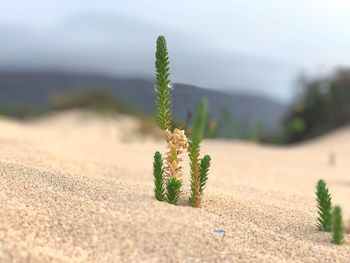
[0,111,349,262]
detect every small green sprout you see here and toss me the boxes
[199,155,211,194]
[153,151,165,201]
[189,100,211,208]
[316,179,332,232]
[331,206,345,245]
[155,35,172,131]
[166,178,182,205]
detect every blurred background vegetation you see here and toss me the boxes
[1,1,350,146]
[1,68,350,146]
[282,68,350,144]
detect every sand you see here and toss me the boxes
[0,110,349,262]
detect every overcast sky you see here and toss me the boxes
[2,0,350,101]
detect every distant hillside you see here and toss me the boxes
[0,12,298,101]
[0,71,288,132]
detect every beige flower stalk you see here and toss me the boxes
[164,128,188,180]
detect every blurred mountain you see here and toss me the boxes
[0,71,288,132]
[0,12,298,101]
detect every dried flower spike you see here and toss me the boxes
[164,128,188,180]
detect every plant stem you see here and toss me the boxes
[166,178,182,205]
[153,151,165,201]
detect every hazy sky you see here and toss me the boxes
[3,0,350,67]
[2,0,350,101]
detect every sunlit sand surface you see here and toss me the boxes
[0,111,349,262]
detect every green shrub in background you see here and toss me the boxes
[283,69,350,143]
[50,90,134,114]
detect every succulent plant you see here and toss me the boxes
[189,100,211,208]
[154,36,188,204]
[153,151,165,201]
[331,206,345,245]
[153,36,211,207]
[199,155,211,194]
[166,178,182,205]
[155,35,172,132]
[316,179,332,232]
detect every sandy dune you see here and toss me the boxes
[0,111,349,262]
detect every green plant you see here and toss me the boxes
[152,36,211,207]
[153,151,165,201]
[316,179,332,231]
[153,36,188,205]
[331,206,345,245]
[50,90,134,114]
[166,178,182,205]
[155,35,172,131]
[189,100,211,207]
[199,155,211,194]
